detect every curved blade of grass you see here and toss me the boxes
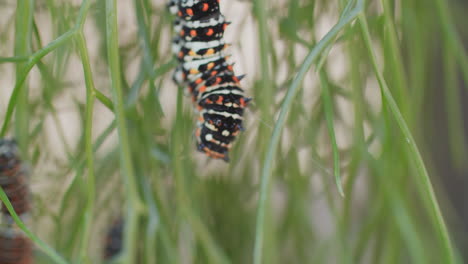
[253,2,363,263]
[358,13,456,264]
[0,0,93,138]
[76,31,97,262]
[318,71,344,197]
[0,29,76,138]
[379,0,409,111]
[0,187,68,264]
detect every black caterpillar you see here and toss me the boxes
[168,0,250,162]
[0,140,33,264]
[103,218,123,260]
[0,140,30,219]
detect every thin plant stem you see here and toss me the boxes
[171,88,231,264]
[14,0,34,155]
[253,2,363,263]
[434,0,468,90]
[443,41,468,169]
[94,88,115,111]
[0,56,29,63]
[379,0,409,113]
[105,1,146,263]
[0,0,93,137]
[76,31,97,263]
[0,187,69,264]
[358,12,456,264]
[0,1,94,262]
[318,71,344,197]
[253,0,272,116]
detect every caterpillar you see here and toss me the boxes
[168,0,250,162]
[0,140,30,218]
[0,230,33,264]
[0,139,33,264]
[103,218,124,260]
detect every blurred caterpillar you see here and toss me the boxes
[0,139,33,264]
[0,140,30,218]
[103,218,123,260]
[0,230,33,264]
[168,0,251,162]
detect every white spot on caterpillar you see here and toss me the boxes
[205,133,213,141]
[204,122,218,131]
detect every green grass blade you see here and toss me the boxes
[0,187,69,264]
[94,88,115,111]
[318,71,344,197]
[253,3,363,263]
[0,56,29,63]
[1,31,75,138]
[171,88,231,264]
[105,0,146,263]
[443,43,468,170]
[76,31,97,263]
[358,12,456,264]
[14,0,34,154]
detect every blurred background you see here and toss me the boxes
[0,0,467,263]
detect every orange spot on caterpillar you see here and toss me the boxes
[240,97,246,107]
[203,147,225,159]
